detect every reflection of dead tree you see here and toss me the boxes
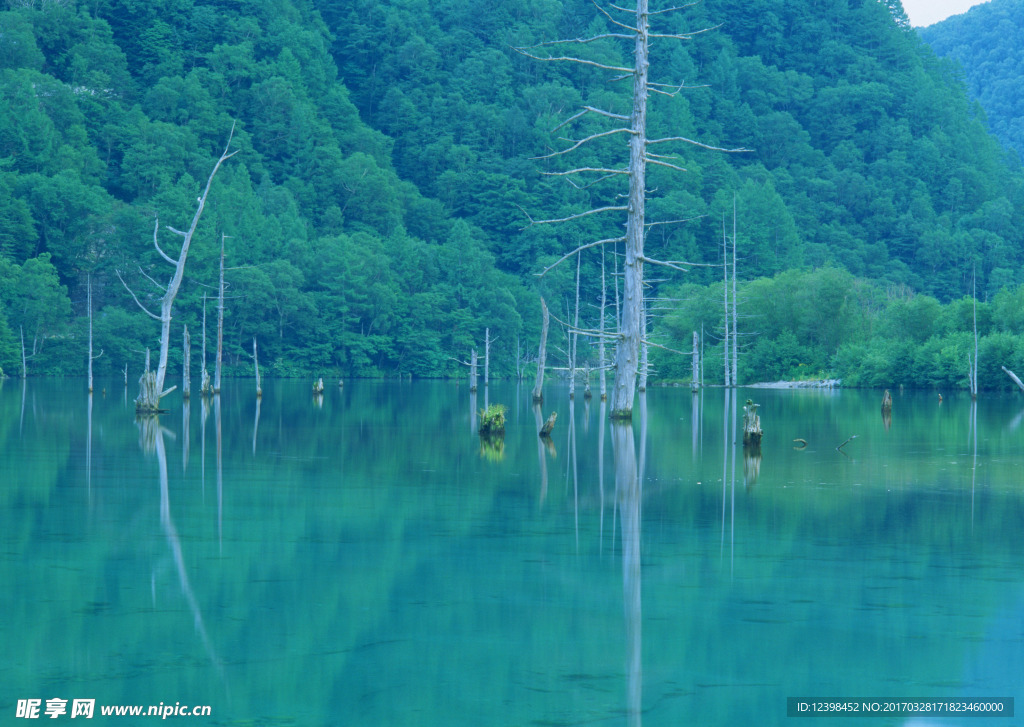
[611,419,642,727]
[146,417,225,684]
[118,125,238,412]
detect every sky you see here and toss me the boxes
[901,0,990,27]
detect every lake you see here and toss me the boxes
[1,379,1022,725]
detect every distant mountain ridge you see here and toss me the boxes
[919,0,1024,160]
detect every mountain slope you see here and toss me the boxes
[919,0,1024,161]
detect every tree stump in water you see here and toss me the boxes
[478,404,507,436]
[312,377,324,395]
[135,371,168,414]
[881,389,893,413]
[742,399,762,447]
[539,412,557,438]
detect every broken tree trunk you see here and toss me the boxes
[313,377,324,395]
[881,389,893,413]
[532,297,549,403]
[470,349,478,392]
[539,411,557,438]
[1002,366,1024,393]
[742,398,762,447]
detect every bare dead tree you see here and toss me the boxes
[200,293,212,396]
[87,274,103,393]
[214,234,227,395]
[519,2,746,419]
[118,124,238,412]
[532,297,550,403]
[731,195,738,386]
[252,336,262,398]
[182,325,190,400]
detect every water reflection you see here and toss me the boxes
[612,420,642,727]
[137,415,226,691]
[252,396,260,456]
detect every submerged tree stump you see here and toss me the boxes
[742,399,762,447]
[135,371,171,414]
[478,404,507,436]
[539,412,557,438]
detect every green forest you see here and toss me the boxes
[2,0,1024,390]
[920,0,1024,162]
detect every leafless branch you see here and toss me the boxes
[116,270,161,321]
[512,49,632,74]
[544,167,629,177]
[594,2,640,32]
[644,215,705,228]
[640,338,698,357]
[538,236,627,277]
[639,256,691,274]
[565,173,627,190]
[652,23,722,37]
[645,157,688,172]
[649,1,700,14]
[519,204,628,229]
[533,127,635,160]
[517,33,633,50]
[647,136,752,153]
[137,265,168,293]
[152,218,177,265]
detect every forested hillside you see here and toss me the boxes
[2,0,1024,387]
[920,0,1024,161]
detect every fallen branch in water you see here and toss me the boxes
[793,438,807,449]
[836,435,858,452]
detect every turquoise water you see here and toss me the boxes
[1,379,1022,725]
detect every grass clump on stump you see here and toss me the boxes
[479,404,507,436]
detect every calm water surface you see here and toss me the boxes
[2,379,1023,725]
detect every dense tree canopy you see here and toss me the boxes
[0,0,1023,388]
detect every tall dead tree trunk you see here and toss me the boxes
[532,297,549,403]
[638,296,648,393]
[519,3,744,417]
[214,234,226,395]
[484,328,491,387]
[600,246,608,401]
[201,293,211,396]
[252,336,261,398]
[87,274,103,393]
[609,0,649,420]
[118,124,237,413]
[692,330,700,392]
[731,196,738,387]
[20,325,26,379]
[182,325,190,400]
[470,349,478,392]
[570,253,581,399]
[722,216,731,388]
[969,270,978,399]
